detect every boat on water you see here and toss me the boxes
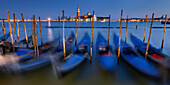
[130,34,170,68]
[1,35,33,54]
[114,34,160,78]
[56,32,90,75]
[1,32,75,72]
[1,34,58,64]
[96,33,117,71]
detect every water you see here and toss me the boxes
[0,21,170,85]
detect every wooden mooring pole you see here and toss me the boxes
[62,10,66,61]
[118,10,123,64]
[21,13,29,47]
[161,14,167,49]
[143,15,148,42]
[31,17,36,57]
[39,17,43,45]
[75,16,78,46]
[31,17,34,45]
[7,11,15,51]
[13,14,17,42]
[145,13,154,59]
[108,15,111,43]
[58,16,61,44]
[33,15,39,57]
[90,11,94,61]
[16,18,20,41]
[2,19,6,40]
[125,15,128,43]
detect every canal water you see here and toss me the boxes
[0,21,170,85]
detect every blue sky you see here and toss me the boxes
[0,0,169,20]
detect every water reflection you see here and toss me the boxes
[48,28,53,41]
[47,21,53,41]
[48,21,51,27]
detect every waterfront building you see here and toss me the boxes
[97,17,110,22]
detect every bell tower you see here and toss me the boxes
[77,5,80,17]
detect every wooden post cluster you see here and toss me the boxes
[7,11,15,51]
[108,15,111,43]
[161,15,167,49]
[32,15,39,57]
[143,15,148,42]
[90,11,94,61]
[125,15,128,43]
[145,13,154,59]
[118,10,123,63]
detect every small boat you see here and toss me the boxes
[2,32,75,72]
[12,35,60,58]
[57,32,90,74]
[1,35,33,54]
[114,34,160,78]
[130,34,170,68]
[96,33,117,71]
[0,35,59,68]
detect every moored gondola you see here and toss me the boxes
[56,32,90,75]
[130,34,170,68]
[1,35,33,54]
[96,33,117,71]
[1,32,75,72]
[114,34,160,78]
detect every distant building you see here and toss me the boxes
[119,15,167,22]
[52,5,110,22]
[76,6,109,22]
[97,17,110,22]
[87,12,90,16]
[78,14,96,21]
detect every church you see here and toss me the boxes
[76,5,109,22]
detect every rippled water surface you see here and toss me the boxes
[0,21,170,85]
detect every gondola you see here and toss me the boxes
[3,32,75,72]
[57,32,90,74]
[96,33,117,71]
[114,34,160,78]
[1,35,33,55]
[130,34,170,68]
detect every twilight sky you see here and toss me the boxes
[0,0,169,20]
